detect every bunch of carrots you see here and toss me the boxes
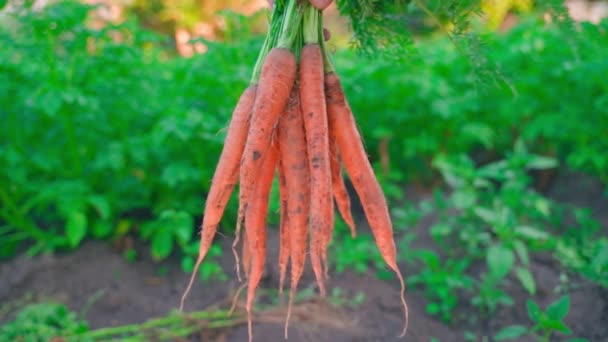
[180,0,407,340]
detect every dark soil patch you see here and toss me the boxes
[1,172,606,341]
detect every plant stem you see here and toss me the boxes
[250,4,284,84]
[303,4,319,44]
[77,310,237,340]
[318,10,334,74]
[0,188,47,242]
[276,0,303,50]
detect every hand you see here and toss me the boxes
[309,0,332,10]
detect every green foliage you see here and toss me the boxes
[0,1,261,277]
[495,295,588,342]
[0,302,89,342]
[0,301,248,341]
[401,142,606,322]
[1,2,606,308]
[336,17,608,186]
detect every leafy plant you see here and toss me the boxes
[408,248,475,322]
[0,1,260,271]
[495,295,587,342]
[0,302,89,342]
[404,139,606,323]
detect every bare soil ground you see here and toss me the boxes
[1,171,606,341]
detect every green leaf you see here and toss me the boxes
[172,211,193,245]
[87,195,111,220]
[546,295,570,321]
[474,206,496,224]
[181,256,194,273]
[494,325,527,340]
[37,87,63,117]
[430,223,452,239]
[462,122,495,148]
[526,155,558,170]
[478,160,507,180]
[566,339,589,342]
[515,226,549,241]
[526,300,543,322]
[91,220,113,238]
[151,229,173,260]
[487,244,514,279]
[513,240,530,265]
[451,189,477,209]
[427,302,440,315]
[515,267,536,295]
[544,320,572,334]
[66,212,87,247]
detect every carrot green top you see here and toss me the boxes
[303,5,320,45]
[250,3,284,85]
[276,0,303,50]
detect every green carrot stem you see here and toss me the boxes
[76,310,236,340]
[318,10,334,73]
[250,3,284,84]
[303,4,320,44]
[277,0,304,50]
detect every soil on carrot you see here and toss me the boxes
[1,172,606,342]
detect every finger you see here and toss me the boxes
[309,0,332,11]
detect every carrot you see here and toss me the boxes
[325,71,408,337]
[236,47,296,271]
[300,40,332,295]
[329,134,356,237]
[245,140,279,342]
[309,0,333,11]
[180,85,257,311]
[277,87,310,338]
[277,158,290,296]
[242,227,251,280]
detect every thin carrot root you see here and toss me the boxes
[329,135,356,238]
[285,286,295,339]
[245,142,279,342]
[396,268,409,337]
[242,227,251,280]
[180,85,257,311]
[278,86,311,338]
[277,159,290,296]
[232,225,243,282]
[229,282,247,315]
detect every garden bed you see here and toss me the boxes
[2,172,606,342]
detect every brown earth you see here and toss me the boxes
[1,171,606,341]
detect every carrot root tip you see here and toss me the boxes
[229,283,247,316]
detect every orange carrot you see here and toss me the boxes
[277,87,310,338]
[180,85,257,311]
[277,158,290,295]
[245,140,279,342]
[300,43,332,295]
[325,71,408,337]
[235,47,296,272]
[242,227,251,280]
[329,134,356,237]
